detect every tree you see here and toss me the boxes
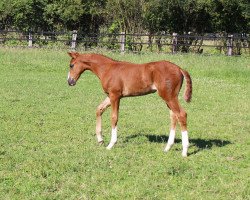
[105,0,146,33]
[44,0,106,33]
[143,0,213,34]
[0,0,48,31]
[210,0,249,33]
[0,0,249,34]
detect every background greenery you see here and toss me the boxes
[0,0,249,34]
[0,48,249,199]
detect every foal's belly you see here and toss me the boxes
[116,66,157,97]
[122,83,157,97]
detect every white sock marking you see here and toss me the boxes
[164,129,175,152]
[97,135,103,143]
[181,131,189,157]
[168,129,175,145]
[106,126,117,150]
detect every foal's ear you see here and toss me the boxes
[68,52,79,59]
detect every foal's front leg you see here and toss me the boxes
[96,97,111,144]
[106,94,120,150]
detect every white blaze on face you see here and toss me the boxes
[67,72,70,80]
[151,84,157,91]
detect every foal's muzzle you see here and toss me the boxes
[68,77,76,86]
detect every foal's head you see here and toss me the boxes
[67,52,89,86]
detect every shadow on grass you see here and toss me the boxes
[125,134,232,155]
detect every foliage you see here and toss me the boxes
[0,0,249,34]
[43,0,106,33]
[144,0,212,34]
[105,0,146,33]
[0,0,48,31]
[210,0,249,33]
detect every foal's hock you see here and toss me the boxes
[67,52,192,157]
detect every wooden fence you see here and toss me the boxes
[0,30,249,55]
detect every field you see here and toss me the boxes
[0,48,249,199]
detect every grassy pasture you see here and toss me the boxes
[0,48,249,199]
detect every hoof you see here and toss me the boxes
[163,144,172,153]
[182,147,188,157]
[98,140,104,146]
[106,142,116,150]
[182,152,188,157]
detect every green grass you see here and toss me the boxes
[0,48,249,199]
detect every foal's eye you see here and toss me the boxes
[70,64,74,68]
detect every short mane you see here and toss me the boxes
[92,53,119,62]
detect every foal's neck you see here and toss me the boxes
[82,54,115,80]
[87,62,108,80]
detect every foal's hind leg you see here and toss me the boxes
[106,94,120,150]
[96,97,111,144]
[164,110,177,152]
[158,88,189,157]
[167,99,189,157]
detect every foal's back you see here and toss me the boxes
[102,60,183,97]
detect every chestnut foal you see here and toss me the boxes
[67,52,192,157]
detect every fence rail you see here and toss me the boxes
[0,30,249,55]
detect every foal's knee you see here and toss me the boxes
[178,110,187,129]
[180,110,187,119]
[96,107,104,117]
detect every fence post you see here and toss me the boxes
[71,30,77,50]
[227,34,233,56]
[120,32,126,54]
[172,33,177,54]
[28,32,33,47]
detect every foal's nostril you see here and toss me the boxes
[68,77,76,86]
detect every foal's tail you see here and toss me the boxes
[180,69,192,103]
